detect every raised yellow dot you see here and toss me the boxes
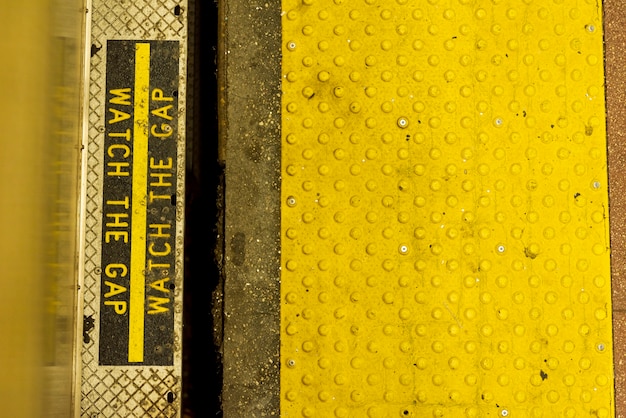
[446,227,459,240]
[596,374,609,386]
[597,409,610,418]
[547,390,560,403]
[529,307,542,320]
[463,275,476,288]
[340,71,356,85]
[580,391,592,403]
[334,407,348,418]
[464,308,477,321]
[350,390,362,402]
[561,374,576,387]
[459,85,472,98]
[530,374,542,387]
[366,373,381,387]
[496,308,509,320]
[546,324,559,336]
[447,259,460,271]
[480,324,493,337]
[431,341,444,353]
[496,276,508,288]
[592,211,604,223]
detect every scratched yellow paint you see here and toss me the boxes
[281,0,614,416]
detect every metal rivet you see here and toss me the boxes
[287,41,297,51]
[287,196,297,207]
[592,181,601,189]
[397,117,409,128]
[586,25,595,33]
[287,359,296,367]
[494,118,503,127]
[501,409,509,417]
[399,245,409,254]
[497,245,505,253]
[597,343,605,352]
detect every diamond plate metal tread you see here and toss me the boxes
[281,0,614,417]
[81,0,186,416]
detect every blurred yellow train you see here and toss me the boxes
[2,1,91,416]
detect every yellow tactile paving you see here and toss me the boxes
[280,0,614,416]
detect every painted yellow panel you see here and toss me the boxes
[281,0,613,417]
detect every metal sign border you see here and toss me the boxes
[79,0,186,416]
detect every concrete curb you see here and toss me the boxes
[220,1,281,416]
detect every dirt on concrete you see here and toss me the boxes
[218,0,281,416]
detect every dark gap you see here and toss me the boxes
[182,0,222,416]
[174,5,182,16]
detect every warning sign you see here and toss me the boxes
[100,40,179,366]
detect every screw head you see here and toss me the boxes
[397,117,409,129]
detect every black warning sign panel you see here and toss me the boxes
[99,40,179,366]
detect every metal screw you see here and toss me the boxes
[397,117,409,129]
[593,181,601,189]
[494,118,503,127]
[287,359,296,367]
[501,409,509,417]
[399,245,409,254]
[587,25,596,33]
[287,41,297,51]
[597,343,605,352]
[287,196,297,207]
[497,245,505,253]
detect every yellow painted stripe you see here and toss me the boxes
[129,42,150,363]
